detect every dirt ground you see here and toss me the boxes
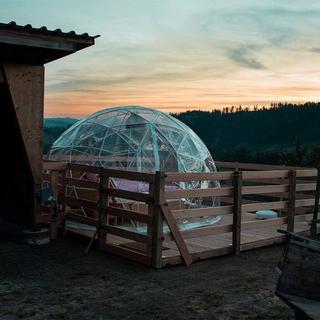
[0,237,294,320]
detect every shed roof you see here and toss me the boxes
[0,21,99,65]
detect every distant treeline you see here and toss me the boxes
[43,126,70,154]
[43,102,320,167]
[171,102,320,167]
[43,117,78,154]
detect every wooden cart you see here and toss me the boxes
[276,231,320,320]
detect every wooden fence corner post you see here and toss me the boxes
[287,170,296,233]
[98,169,109,250]
[148,171,164,268]
[232,169,242,255]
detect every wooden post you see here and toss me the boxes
[148,171,164,268]
[61,169,67,213]
[232,170,242,255]
[279,176,284,216]
[310,168,320,238]
[4,64,44,225]
[47,170,59,239]
[98,170,109,250]
[60,168,67,237]
[287,170,296,233]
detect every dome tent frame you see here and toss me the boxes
[49,106,218,178]
[48,106,221,239]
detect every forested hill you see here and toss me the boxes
[43,103,320,166]
[43,118,78,153]
[171,102,320,163]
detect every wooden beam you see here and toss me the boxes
[242,184,288,195]
[148,171,164,268]
[66,177,99,189]
[69,163,154,182]
[102,225,149,243]
[287,170,296,232]
[43,161,68,171]
[60,169,67,236]
[295,198,316,207]
[105,188,151,203]
[66,196,98,210]
[3,63,44,185]
[164,214,303,241]
[296,183,316,192]
[242,217,287,230]
[296,169,317,178]
[216,161,308,171]
[242,201,287,212]
[102,168,155,183]
[172,205,233,219]
[98,172,109,249]
[164,224,233,240]
[165,171,233,183]
[242,170,289,180]
[232,170,242,255]
[165,186,233,199]
[160,202,193,266]
[69,163,101,174]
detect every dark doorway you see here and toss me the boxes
[0,77,35,225]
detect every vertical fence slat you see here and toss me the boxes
[61,169,67,213]
[287,170,296,233]
[232,170,242,255]
[98,171,109,250]
[61,169,67,237]
[148,171,164,268]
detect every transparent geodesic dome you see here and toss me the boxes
[49,105,217,173]
[49,106,220,204]
[48,106,221,231]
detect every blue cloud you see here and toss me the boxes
[228,47,266,70]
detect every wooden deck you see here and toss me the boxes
[66,213,318,267]
[41,161,320,268]
[161,215,315,266]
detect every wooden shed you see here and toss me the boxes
[0,21,97,226]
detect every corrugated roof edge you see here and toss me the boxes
[0,21,100,40]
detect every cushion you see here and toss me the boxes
[256,210,278,219]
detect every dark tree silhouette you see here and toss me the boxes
[43,102,320,166]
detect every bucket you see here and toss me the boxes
[22,227,50,245]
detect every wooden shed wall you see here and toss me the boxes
[0,63,44,225]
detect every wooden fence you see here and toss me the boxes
[40,160,320,268]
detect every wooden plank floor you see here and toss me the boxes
[66,213,318,268]
[162,215,316,267]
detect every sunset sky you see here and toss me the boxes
[1,0,320,117]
